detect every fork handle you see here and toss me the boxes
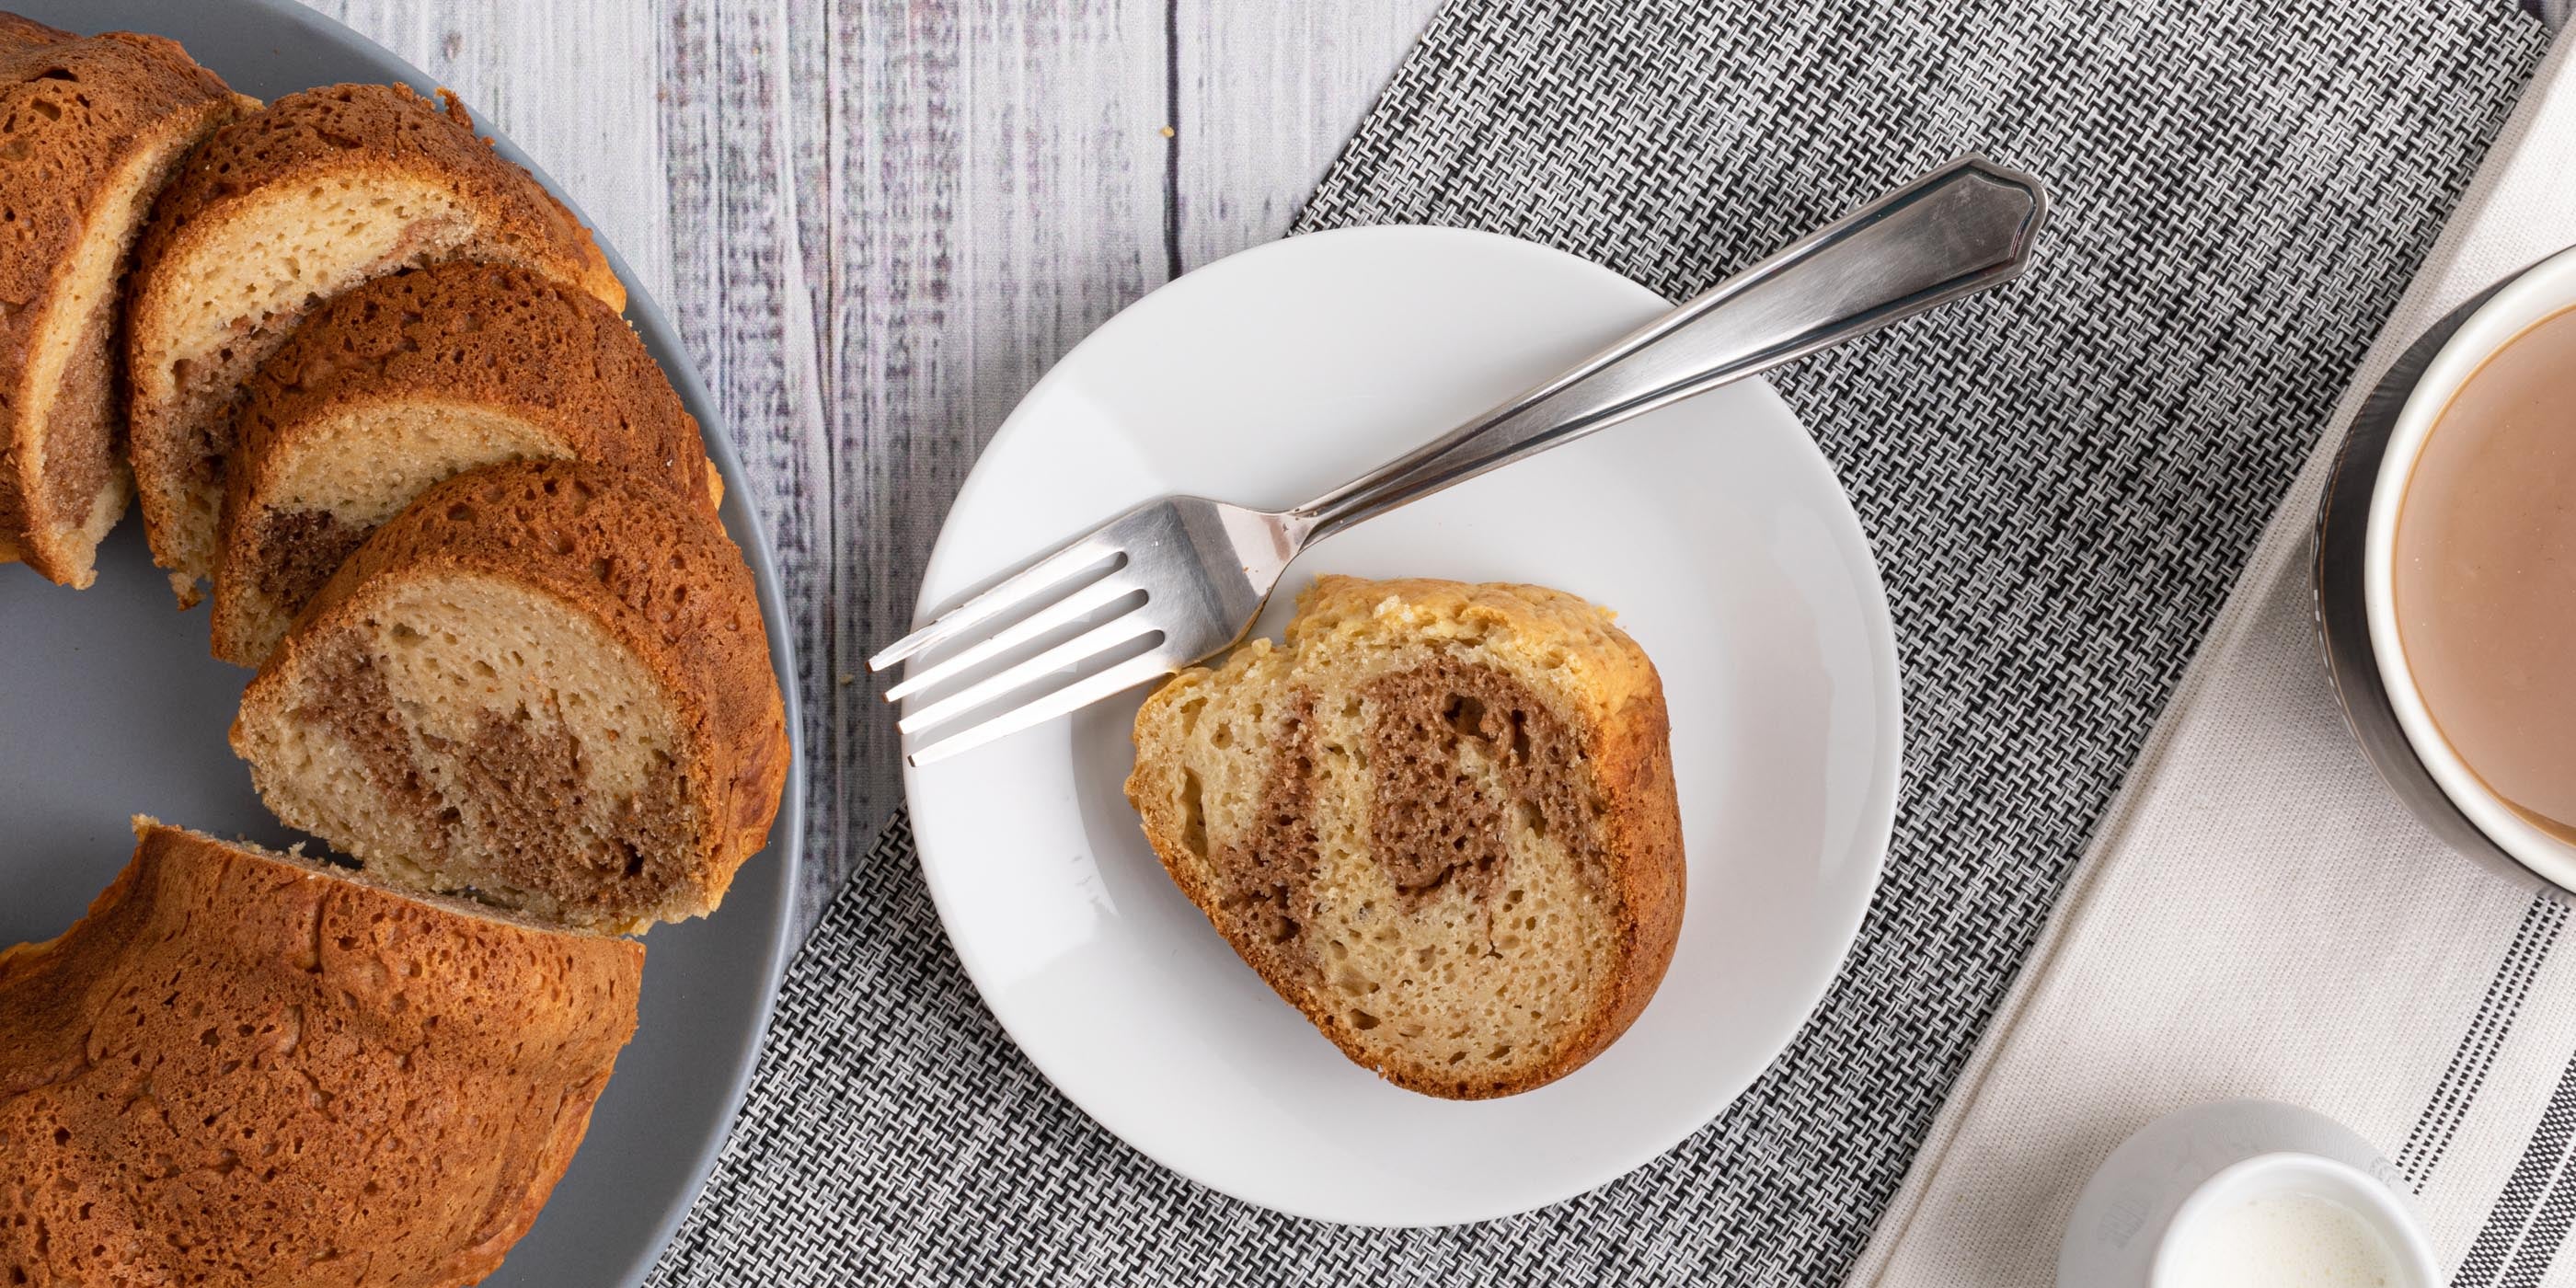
[1290,155,2048,544]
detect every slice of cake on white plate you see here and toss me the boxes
[1126,574,1685,1098]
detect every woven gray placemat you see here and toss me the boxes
[649,3,2548,1282]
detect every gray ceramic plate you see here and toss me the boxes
[0,3,803,1284]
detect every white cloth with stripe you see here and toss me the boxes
[1850,32,2576,1288]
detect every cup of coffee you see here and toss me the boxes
[2317,244,2576,889]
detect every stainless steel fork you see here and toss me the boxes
[873,155,2049,765]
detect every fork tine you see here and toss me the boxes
[896,611,1162,734]
[868,533,1120,673]
[882,573,1142,703]
[904,648,1180,767]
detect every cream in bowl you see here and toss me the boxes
[2152,1155,2434,1288]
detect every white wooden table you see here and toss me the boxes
[309,0,1444,937]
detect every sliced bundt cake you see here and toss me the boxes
[127,82,626,605]
[232,459,787,934]
[210,260,719,667]
[0,819,640,1288]
[0,16,247,588]
[1125,576,1685,1098]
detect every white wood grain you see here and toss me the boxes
[1177,1,1438,270]
[847,0,1175,821]
[305,0,1438,937]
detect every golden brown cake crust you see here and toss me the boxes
[0,821,641,1288]
[257,458,788,926]
[1127,576,1685,1098]
[133,82,621,314]
[0,18,243,584]
[210,259,719,663]
[230,260,700,497]
[127,80,626,603]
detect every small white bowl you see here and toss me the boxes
[2060,1098,2432,1288]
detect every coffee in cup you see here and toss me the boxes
[2390,304,2576,842]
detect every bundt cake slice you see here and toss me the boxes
[232,459,787,934]
[0,16,247,588]
[128,81,626,606]
[210,260,719,667]
[0,819,640,1288]
[1125,576,1685,1098]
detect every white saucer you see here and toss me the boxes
[902,225,1902,1225]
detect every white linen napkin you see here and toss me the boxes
[1849,32,2576,1288]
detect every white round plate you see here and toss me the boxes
[903,226,1901,1226]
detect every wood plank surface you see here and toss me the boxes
[310,0,1441,937]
